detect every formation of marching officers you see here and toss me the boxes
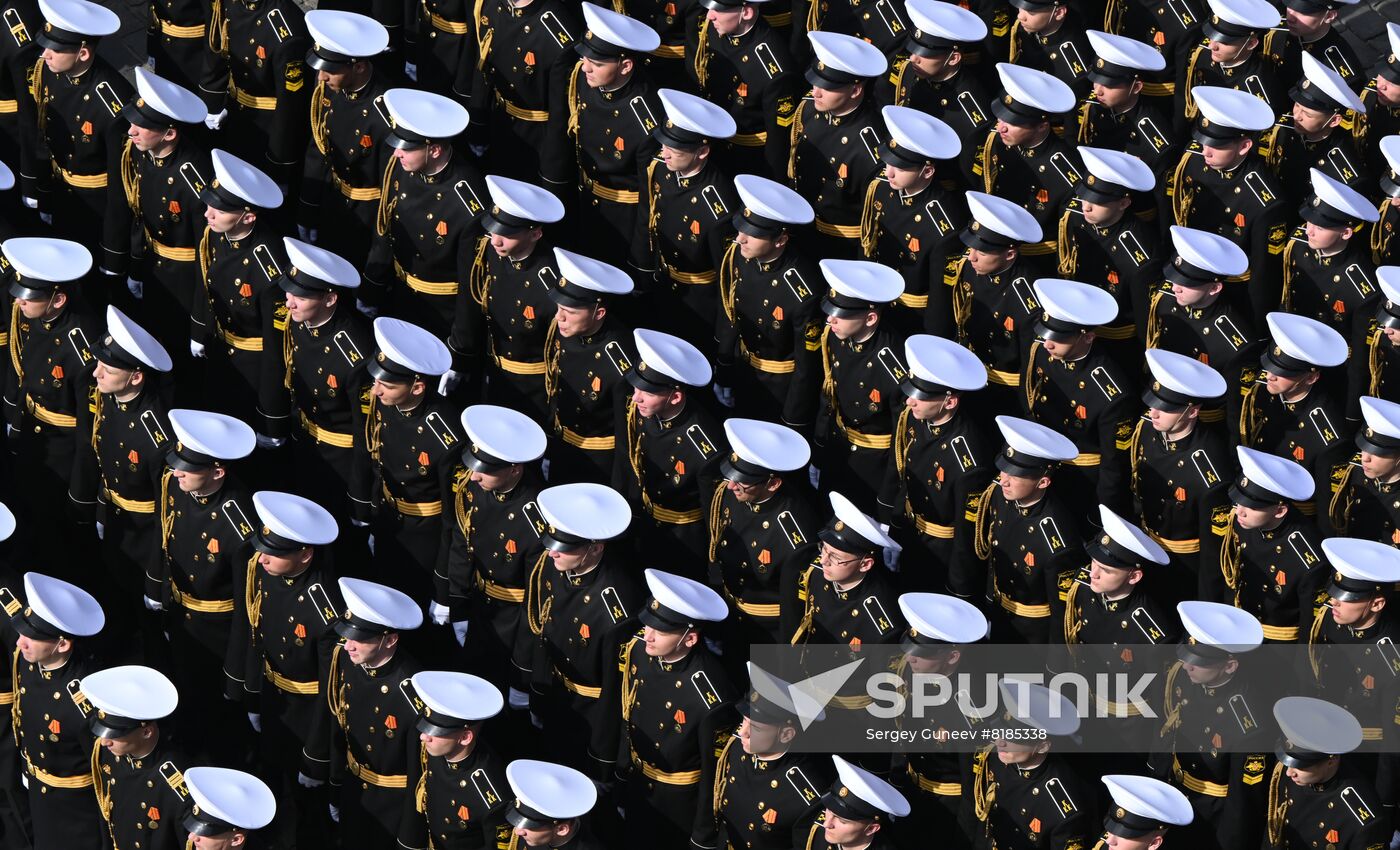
[0,0,1397,844]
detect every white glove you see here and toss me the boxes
[507,687,530,710]
[429,601,450,625]
[356,299,378,318]
[143,55,156,72]
[404,62,418,81]
[296,225,318,243]
[38,211,52,225]
[95,521,105,540]
[247,712,261,733]
[100,267,121,276]
[452,620,469,646]
[127,277,143,300]
[328,803,341,823]
[296,772,323,789]
[469,143,489,158]
[21,196,37,209]
[350,518,370,528]
[190,339,206,359]
[438,369,462,396]
[882,546,900,572]
[1389,830,1400,850]
[808,464,820,489]
[255,433,285,450]
[540,458,551,481]
[366,533,376,556]
[205,109,228,130]
[713,384,735,409]
[143,595,162,612]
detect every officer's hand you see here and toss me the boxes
[882,545,900,572]
[540,458,551,481]
[1389,829,1400,850]
[127,277,144,300]
[356,299,378,319]
[507,686,530,710]
[255,433,285,450]
[469,144,489,158]
[350,518,370,528]
[452,620,469,646]
[190,339,206,359]
[21,196,37,209]
[101,267,121,277]
[366,533,376,556]
[428,601,450,625]
[95,521,105,540]
[296,225,319,243]
[328,803,341,822]
[297,772,324,789]
[247,712,261,733]
[438,369,462,396]
[713,384,735,409]
[205,109,228,130]
[143,595,162,612]
[38,211,52,225]
[808,464,820,489]
[404,62,418,81]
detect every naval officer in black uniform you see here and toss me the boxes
[807,755,911,850]
[880,334,993,598]
[367,88,486,346]
[1265,698,1392,850]
[617,328,725,580]
[788,31,887,260]
[80,306,172,636]
[182,766,278,849]
[29,0,130,287]
[398,671,512,850]
[6,571,106,849]
[317,577,425,849]
[805,258,906,514]
[84,665,188,850]
[234,490,344,849]
[154,408,260,765]
[614,569,737,850]
[505,759,608,849]
[525,483,642,778]
[362,316,462,603]
[192,149,292,444]
[1128,349,1234,604]
[1155,601,1272,850]
[543,248,636,485]
[706,417,819,670]
[442,405,547,711]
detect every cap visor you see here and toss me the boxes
[277,276,330,298]
[334,620,389,642]
[415,714,466,737]
[481,215,530,237]
[994,455,1048,478]
[165,448,213,473]
[89,717,142,740]
[8,280,51,301]
[35,34,78,51]
[719,459,768,485]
